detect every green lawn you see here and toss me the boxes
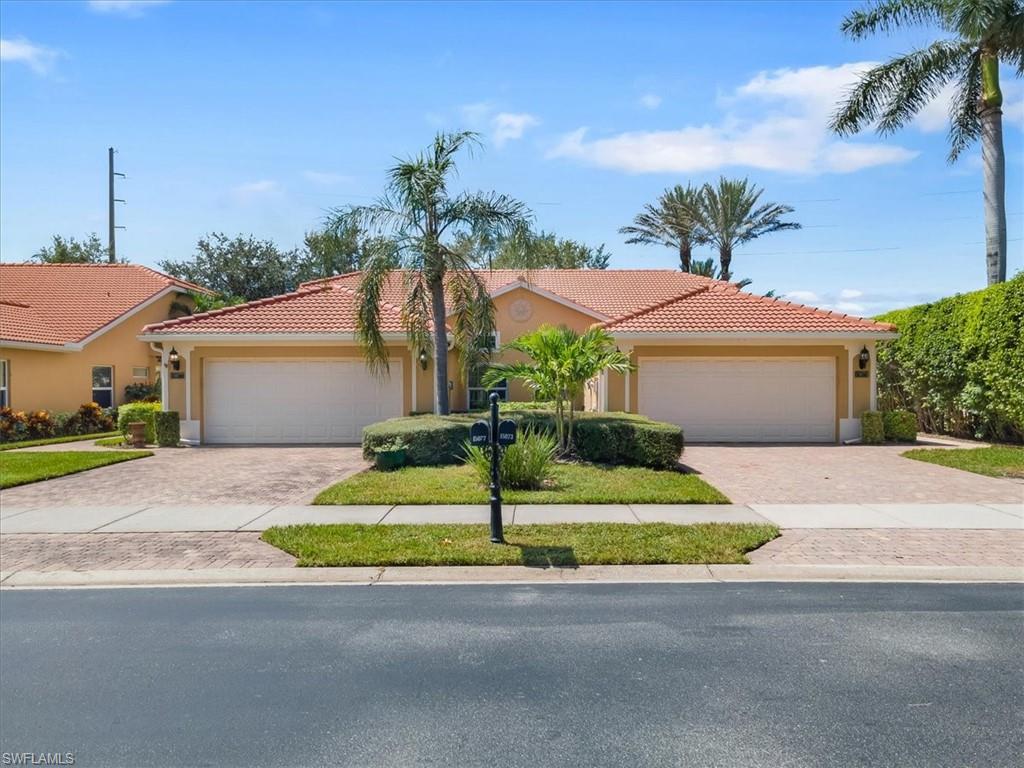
[0,450,152,488]
[314,463,729,505]
[94,436,126,447]
[902,445,1024,478]
[262,522,778,567]
[0,432,119,451]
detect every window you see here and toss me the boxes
[92,366,113,408]
[466,332,504,410]
[132,367,149,380]
[0,360,8,408]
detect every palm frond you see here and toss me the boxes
[948,51,984,161]
[355,245,398,377]
[438,190,532,237]
[840,0,947,39]
[446,270,496,381]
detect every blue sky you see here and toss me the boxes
[2,0,1022,315]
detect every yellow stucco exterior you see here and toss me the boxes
[0,293,188,414]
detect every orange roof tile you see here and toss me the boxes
[0,263,206,347]
[143,269,895,337]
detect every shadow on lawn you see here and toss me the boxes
[512,544,579,569]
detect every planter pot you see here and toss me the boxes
[127,421,147,448]
[375,449,406,471]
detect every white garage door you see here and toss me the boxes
[639,357,835,443]
[204,359,403,444]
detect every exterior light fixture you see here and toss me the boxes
[418,349,429,370]
[168,347,181,371]
[858,346,870,370]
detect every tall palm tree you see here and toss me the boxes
[619,184,704,271]
[483,325,633,453]
[830,0,1023,285]
[688,177,801,281]
[331,131,531,415]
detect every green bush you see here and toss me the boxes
[155,411,180,447]
[118,402,161,444]
[124,382,160,403]
[463,426,557,490]
[883,410,917,442]
[876,273,1023,442]
[63,403,116,435]
[861,411,884,444]
[363,410,683,469]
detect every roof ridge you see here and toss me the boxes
[143,285,333,332]
[603,283,713,328]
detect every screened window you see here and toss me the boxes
[466,331,504,410]
[0,359,8,408]
[132,367,149,379]
[92,366,113,408]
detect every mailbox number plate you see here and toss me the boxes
[470,421,490,446]
[497,419,517,446]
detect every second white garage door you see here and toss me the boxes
[639,357,836,443]
[204,359,403,444]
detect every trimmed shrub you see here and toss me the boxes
[876,273,1023,442]
[155,411,180,447]
[118,402,161,444]
[63,402,115,435]
[883,410,917,442]
[861,411,884,444]
[364,410,683,469]
[463,426,557,490]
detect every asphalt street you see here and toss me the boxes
[1,583,1021,767]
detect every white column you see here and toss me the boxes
[599,370,609,412]
[160,347,169,412]
[410,349,418,414]
[179,344,193,421]
[869,342,878,411]
[845,344,856,419]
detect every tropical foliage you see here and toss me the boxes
[875,272,1023,442]
[830,0,1023,285]
[458,228,610,270]
[463,425,558,490]
[330,131,531,414]
[32,234,110,264]
[482,325,634,453]
[620,184,702,271]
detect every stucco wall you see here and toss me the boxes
[0,293,184,414]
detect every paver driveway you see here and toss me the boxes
[682,440,1024,504]
[0,444,368,506]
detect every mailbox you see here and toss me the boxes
[497,419,517,446]
[470,420,490,447]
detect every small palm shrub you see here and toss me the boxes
[463,426,557,490]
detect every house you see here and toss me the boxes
[0,263,206,413]
[138,269,896,445]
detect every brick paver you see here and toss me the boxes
[683,441,1023,504]
[0,445,368,506]
[749,529,1024,567]
[0,532,295,572]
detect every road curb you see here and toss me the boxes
[1,563,1021,589]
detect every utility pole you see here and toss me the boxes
[108,147,126,263]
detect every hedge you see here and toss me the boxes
[861,411,884,445]
[362,410,684,469]
[155,411,180,447]
[876,273,1023,442]
[118,402,161,444]
[883,410,917,442]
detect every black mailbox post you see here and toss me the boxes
[487,392,517,543]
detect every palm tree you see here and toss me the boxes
[619,184,704,271]
[483,325,633,453]
[331,132,531,415]
[686,177,800,281]
[830,0,1023,285]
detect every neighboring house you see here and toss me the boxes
[139,269,896,446]
[0,263,207,413]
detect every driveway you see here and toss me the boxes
[683,439,1024,504]
[0,444,368,507]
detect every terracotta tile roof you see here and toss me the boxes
[144,269,895,337]
[603,282,896,334]
[0,263,206,347]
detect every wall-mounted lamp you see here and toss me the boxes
[418,349,429,370]
[858,346,870,371]
[168,347,181,372]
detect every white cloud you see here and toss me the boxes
[839,288,863,300]
[231,180,279,201]
[0,38,60,75]
[549,62,918,175]
[492,112,540,147]
[784,287,941,315]
[639,93,662,110]
[87,0,171,15]
[783,290,820,304]
[302,170,352,186]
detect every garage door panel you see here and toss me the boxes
[205,359,402,444]
[639,357,835,443]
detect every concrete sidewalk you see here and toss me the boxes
[0,501,1020,533]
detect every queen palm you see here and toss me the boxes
[688,177,801,281]
[483,325,633,453]
[830,0,1023,285]
[331,131,531,415]
[619,184,703,272]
